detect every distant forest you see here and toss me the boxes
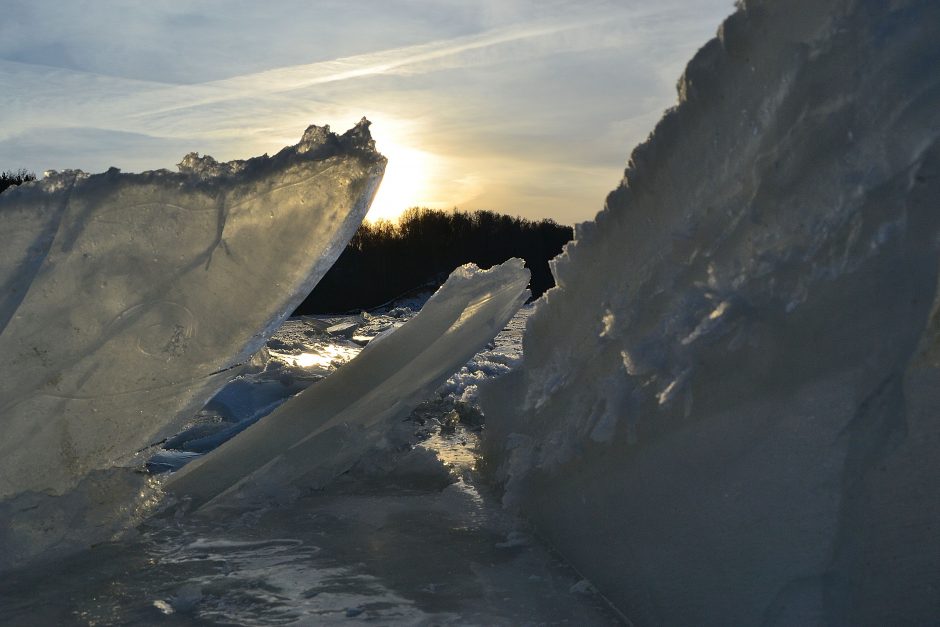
[0,171,571,314]
[0,169,35,194]
[295,208,572,314]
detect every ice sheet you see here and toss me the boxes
[481,1,940,623]
[0,120,385,499]
[167,259,530,510]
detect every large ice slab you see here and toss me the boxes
[167,259,530,510]
[481,1,940,624]
[0,120,385,499]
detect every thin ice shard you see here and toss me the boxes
[0,120,385,499]
[167,259,530,510]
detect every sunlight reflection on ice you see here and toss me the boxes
[287,344,360,370]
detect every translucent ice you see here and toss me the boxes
[0,120,385,499]
[167,259,530,510]
[481,1,940,624]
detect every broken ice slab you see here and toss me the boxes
[0,120,385,499]
[165,259,530,510]
[480,1,940,623]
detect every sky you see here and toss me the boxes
[0,0,735,223]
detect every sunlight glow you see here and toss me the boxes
[295,352,331,369]
[288,344,359,370]
[366,141,436,222]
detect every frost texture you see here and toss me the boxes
[167,259,530,510]
[0,120,385,499]
[481,1,940,624]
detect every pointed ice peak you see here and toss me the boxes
[177,118,382,177]
[177,152,249,177]
[298,124,333,151]
[298,117,376,155]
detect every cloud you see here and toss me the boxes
[0,127,194,174]
[0,0,736,223]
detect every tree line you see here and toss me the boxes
[0,169,35,194]
[294,207,572,314]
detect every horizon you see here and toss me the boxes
[0,0,734,223]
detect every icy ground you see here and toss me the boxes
[0,302,618,625]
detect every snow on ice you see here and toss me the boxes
[480,0,940,624]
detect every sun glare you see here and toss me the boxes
[366,141,435,222]
[292,344,359,369]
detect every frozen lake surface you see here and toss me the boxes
[0,303,619,625]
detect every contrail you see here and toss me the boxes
[124,18,602,119]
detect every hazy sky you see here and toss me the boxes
[0,0,734,223]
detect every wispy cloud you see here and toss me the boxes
[0,0,735,222]
[124,18,604,121]
[1,17,604,135]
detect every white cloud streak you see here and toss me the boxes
[0,0,735,222]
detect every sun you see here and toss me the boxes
[366,141,434,222]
